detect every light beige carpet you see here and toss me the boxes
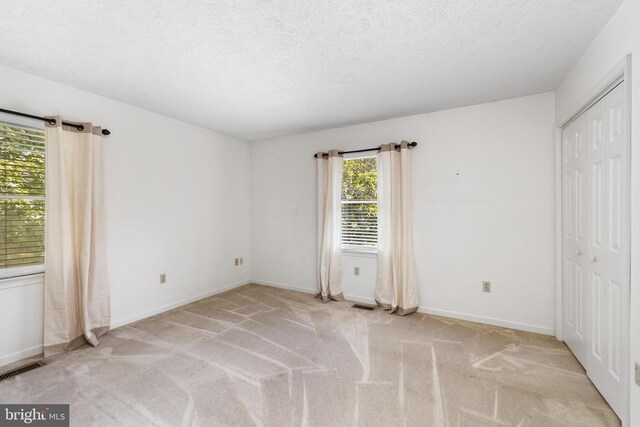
[0,284,619,426]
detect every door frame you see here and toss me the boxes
[553,54,632,425]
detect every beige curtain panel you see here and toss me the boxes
[44,117,110,357]
[316,149,344,302]
[375,141,419,315]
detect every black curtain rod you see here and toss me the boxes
[0,108,111,136]
[314,141,417,158]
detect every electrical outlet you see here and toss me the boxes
[234,258,239,266]
[239,257,243,265]
[635,362,640,386]
[482,281,491,293]
[354,266,360,276]
[160,273,166,284]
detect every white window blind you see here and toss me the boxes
[0,121,45,279]
[341,156,377,250]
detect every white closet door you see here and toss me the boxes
[561,113,588,366]
[585,82,627,416]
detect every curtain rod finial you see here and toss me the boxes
[102,129,111,136]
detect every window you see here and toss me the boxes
[341,155,377,250]
[0,120,45,279]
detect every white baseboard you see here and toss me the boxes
[344,293,376,305]
[252,279,554,336]
[252,281,377,310]
[110,279,251,329]
[0,279,253,367]
[0,344,43,367]
[252,281,376,307]
[418,307,554,336]
[2,279,553,368]
[251,279,316,295]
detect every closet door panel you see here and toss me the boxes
[586,82,626,417]
[561,114,588,365]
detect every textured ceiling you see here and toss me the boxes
[0,0,623,140]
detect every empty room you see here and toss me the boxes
[0,0,638,426]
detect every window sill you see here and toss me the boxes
[342,248,378,258]
[0,273,44,290]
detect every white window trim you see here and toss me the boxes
[0,264,45,280]
[0,113,46,287]
[342,247,377,257]
[0,112,44,130]
[0,272,44,290]
[341,152,378,253]
[342,150,378,160]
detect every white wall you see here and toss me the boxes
[252,92,556,334]
[554,0,639,423]
[0,66,252,365]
